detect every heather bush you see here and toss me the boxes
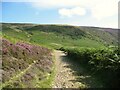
[2,39,53,88]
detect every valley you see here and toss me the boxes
[1,23,120,88]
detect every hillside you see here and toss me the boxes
[1,23,119,88]
[2,23,118,49]
[2,38,54,88]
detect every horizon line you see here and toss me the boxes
[1,22,118,29]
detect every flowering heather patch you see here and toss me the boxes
[2,39,53,87]
[2,39,51,59]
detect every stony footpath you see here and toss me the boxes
[52,50,103,88]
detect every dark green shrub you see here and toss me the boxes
[61,47,120,87]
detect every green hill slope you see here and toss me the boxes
[2,23,118,49]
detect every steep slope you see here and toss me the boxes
[80,26,118,46]
[2,39,54,88]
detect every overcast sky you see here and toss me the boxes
[2,0,119,28]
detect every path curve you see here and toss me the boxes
[52,50,103,88]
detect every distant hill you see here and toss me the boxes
[2,23,119,48]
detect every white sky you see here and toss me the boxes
[2,0,120,28]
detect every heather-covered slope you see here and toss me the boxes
[2,39,54,88]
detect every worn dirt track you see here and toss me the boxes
[52,50,103,88]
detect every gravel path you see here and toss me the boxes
[52,50,103,88]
